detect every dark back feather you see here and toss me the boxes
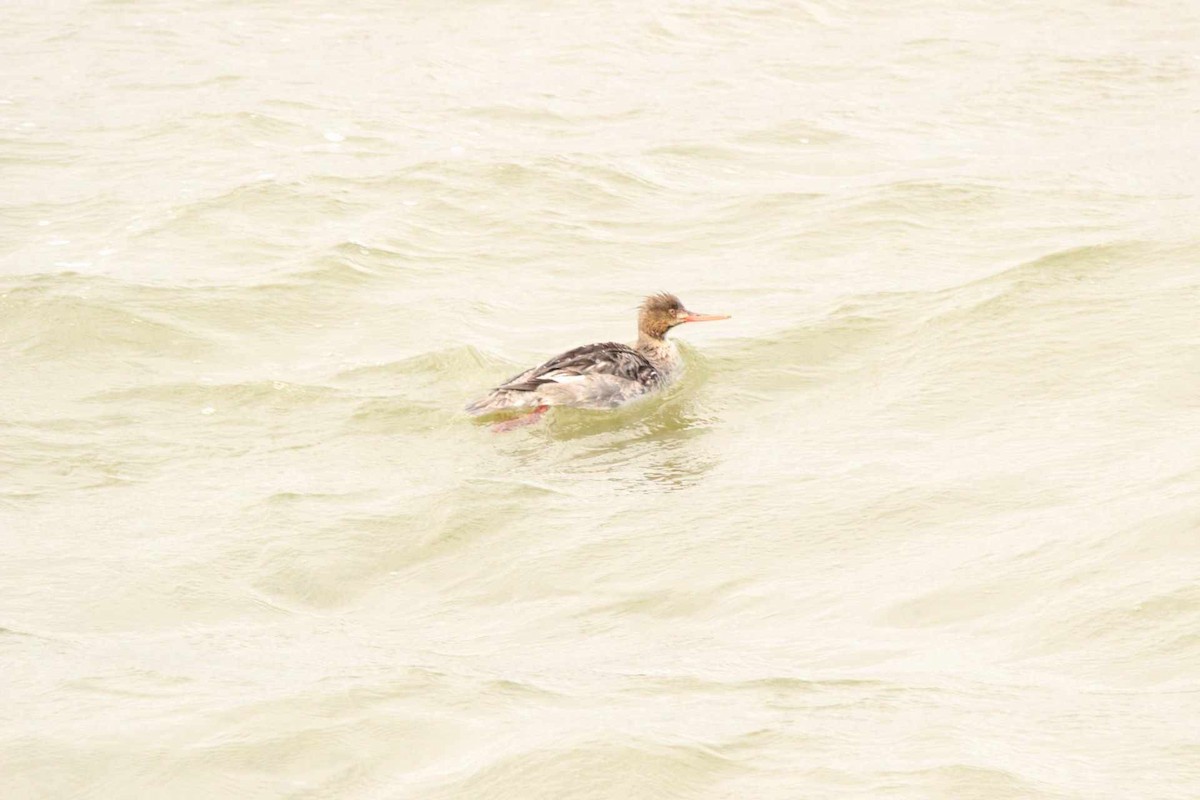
[497,342,661,392]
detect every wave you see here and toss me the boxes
[0,283,213,361]
[421,741,739,800]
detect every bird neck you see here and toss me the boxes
[636,326,666,349]
[636,334,680,373]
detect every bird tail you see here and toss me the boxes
[465,390,528,416]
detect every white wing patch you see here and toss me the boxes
[543,373,588,384]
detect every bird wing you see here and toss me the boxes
[495,342,660,392]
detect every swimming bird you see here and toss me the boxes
[466,293,730,430]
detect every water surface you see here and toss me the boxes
[4,1,1200,798]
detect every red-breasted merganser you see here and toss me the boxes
[466,293,730,430]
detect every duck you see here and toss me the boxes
[466,292,729,430]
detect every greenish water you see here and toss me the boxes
[4,1,1200,798]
